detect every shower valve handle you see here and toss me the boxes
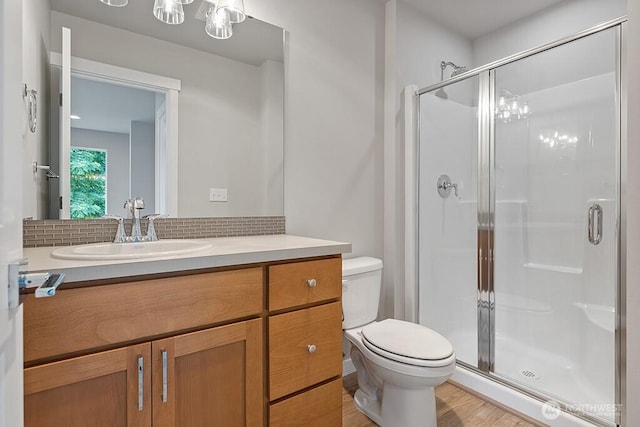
[437,174,459,199]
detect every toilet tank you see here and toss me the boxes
[342,257,383,329]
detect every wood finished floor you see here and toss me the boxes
[342,374,541,427]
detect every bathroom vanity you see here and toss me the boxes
[21,235,349,427]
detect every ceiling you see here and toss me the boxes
[402,0,567,39]
[50,0,284,66]
[71,77,156,134]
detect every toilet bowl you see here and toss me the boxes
[343,257,455,427]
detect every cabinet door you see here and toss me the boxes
[152,319,263,427]
[24,343,151,427]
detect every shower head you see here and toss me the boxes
[451,65,468,76]
[435,60,467,100]
[440,61,468,78]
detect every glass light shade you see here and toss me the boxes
[153,0,184,25]
[216,0,246,24]
[100,0,128,6]
[206,8,233,39]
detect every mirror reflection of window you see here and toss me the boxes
[70,147,106,219]
[70,76,158,217]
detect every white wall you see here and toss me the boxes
[473,0,626,67]
[395,1,472,92]
[245,0,386,259]
[130,121,155,213]
[22,0,50,220]
[71,128,129,217]
[50,11,280,218]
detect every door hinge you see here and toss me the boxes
[59,93,63,107]
[59,196,63,210]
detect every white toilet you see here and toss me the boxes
[343,257,456,427]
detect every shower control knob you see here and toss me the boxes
[306,278,317,288]
[307,344,317,354]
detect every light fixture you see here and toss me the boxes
[98,0,246,40]
[216,0,246,24]
[100,0,128,6]
[153,0,185,25]
[70,114,81,120]
[495,89,530,123]
[206,7,233,40]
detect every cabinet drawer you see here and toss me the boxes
[269,378,342,427]
[268,257,341,311]
[24,268,263,363]
[269,302,342,400]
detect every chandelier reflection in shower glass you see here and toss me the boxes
[496,89,530,122]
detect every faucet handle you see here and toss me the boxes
[143,214,167,220]
[144,214,167,242]
[102,215,126,243]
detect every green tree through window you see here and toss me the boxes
[70,148,106,219]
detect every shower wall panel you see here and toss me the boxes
[418,78,479,367]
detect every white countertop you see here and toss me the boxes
[23,234,351,283]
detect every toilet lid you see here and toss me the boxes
[361,319,454,364]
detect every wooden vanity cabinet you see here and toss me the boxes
[24,268,264,427]
[23,255,344,427]
[24,319,261,427]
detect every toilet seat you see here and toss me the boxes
[361,319,454,368]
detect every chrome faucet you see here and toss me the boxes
[103,198,168,243]
[124,197,145,242]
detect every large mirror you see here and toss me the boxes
[37,0,284,219]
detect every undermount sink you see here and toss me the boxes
[50,239,214,261]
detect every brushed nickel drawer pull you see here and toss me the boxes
[307,344,317,353]
[307,279,317,288]
[137,355,144,411]
[161,350,168,403]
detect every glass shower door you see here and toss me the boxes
[492,28,618,423]
[418,75,480,368]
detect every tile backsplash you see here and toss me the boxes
[23,216,286,248]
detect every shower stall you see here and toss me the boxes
[415,19,624,426]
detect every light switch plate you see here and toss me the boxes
[209,188,228,202]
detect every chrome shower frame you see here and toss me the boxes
[415,16,627,427]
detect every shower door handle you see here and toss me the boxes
[588,203,602,245]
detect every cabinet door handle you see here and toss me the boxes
[306,278,317,288]
[307,344,317,353]
[137,355,144,411]
[161,350,168,403]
